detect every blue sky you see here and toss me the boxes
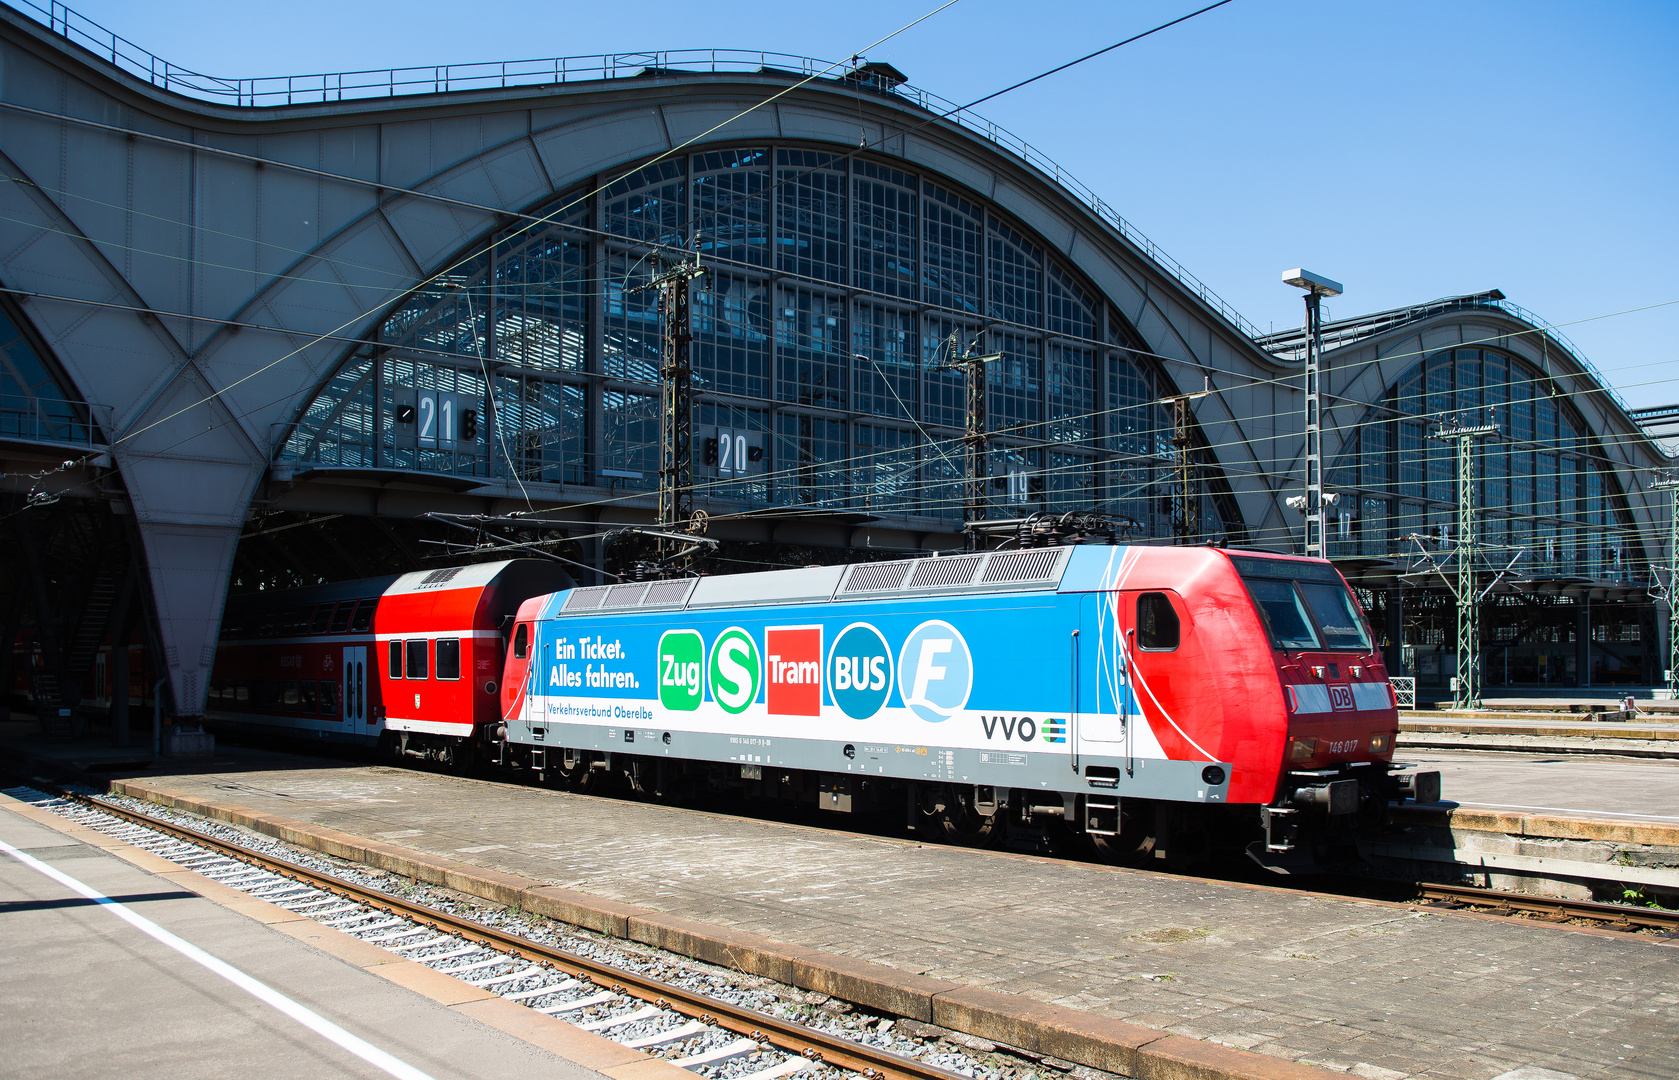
[50,0,1679,412]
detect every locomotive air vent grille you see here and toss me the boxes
[420,566,464,586]
[604,583,649,608]
[642,580,694,607]
[563,586,609,610]
[980,548,1064,584]
[842,561,914,593]
[907,555,982,589]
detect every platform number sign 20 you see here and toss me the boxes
[704,427,762,477]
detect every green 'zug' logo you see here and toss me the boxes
[707,627,761,715]
[658,630,704,711]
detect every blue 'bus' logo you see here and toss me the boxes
[897,620,972,723]
[827,623,892,719]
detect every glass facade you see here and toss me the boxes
[1331,346,1642,580]
[280,144,1217,535]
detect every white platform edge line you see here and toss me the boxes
[0,837,439,1080]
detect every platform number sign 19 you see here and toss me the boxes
[658,630,704,712]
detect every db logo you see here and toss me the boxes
[1328,685,1354,712]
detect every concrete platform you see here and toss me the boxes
[0,788,648,1080]
[17,745,1669,1080]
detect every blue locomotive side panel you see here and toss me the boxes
[511,570,1230,804]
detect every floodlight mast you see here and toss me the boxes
[1281,269,1343,559]
[1654,468,1679,698]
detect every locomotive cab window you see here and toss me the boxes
[388,640,403,679]
[405,639,429,680]
[513,623,528,660]
[436,638,461,681]
[1137,592,1180,651]
[1245,578,1320,651]
[1297,582,1372,651]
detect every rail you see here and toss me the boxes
[13,0,1264,341]
[39,782,973,1080]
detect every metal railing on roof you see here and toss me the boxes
[14,0,1265,342]
[1254,291,1632,417]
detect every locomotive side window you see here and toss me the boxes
[513,624,528,660]
[436,639,461,680]
[309,605,334,634]
[1137,593,1180,651]
[405,639,429,680]
[1245,578,1321,651]
[388,641,404,679]
[1298,582,1372,650]
[349,599,375,633]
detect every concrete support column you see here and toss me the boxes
[1576,601,1591,690]
[1384,588,1404,673]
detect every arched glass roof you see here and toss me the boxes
[281,143,1236,540]
[1328,345,1643,585]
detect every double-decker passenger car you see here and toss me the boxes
[211,560,570,761]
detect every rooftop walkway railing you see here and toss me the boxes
[15,0,1265,341]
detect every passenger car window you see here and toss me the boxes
[435,639,461,681]
[309,605,333,634]
[349,599,375,633]
[1245,578,1321,651]
[513,624,528,660]
[405,639,428,680]
[1137,592,1180,651]
[388,640,403,679]
[1298,582,1372,651]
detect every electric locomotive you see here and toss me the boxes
[496,544,1440,869]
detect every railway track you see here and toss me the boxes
[1406,880,1679,934]
[5,782,992,1080]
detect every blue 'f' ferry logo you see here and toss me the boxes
[897,620,972,723]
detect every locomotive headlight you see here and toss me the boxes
[1289,737,1317,762]
[1369,732,1392,754]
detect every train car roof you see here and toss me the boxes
[552,547,1083,617]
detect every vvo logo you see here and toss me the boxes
[1328,684,1355,712]
[827,623,892,720]
[897,620,972,723]
[766,626,821,716]
[980,715,1036,741]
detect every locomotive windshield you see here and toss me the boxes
[1229,555,1372,653]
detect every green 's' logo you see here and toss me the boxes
[658,630,704,711]
[707,627,761,715]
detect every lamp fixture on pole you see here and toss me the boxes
[1282,268,1342,559]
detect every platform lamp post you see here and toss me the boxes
[1282,269,1343,559]
[1653,468,1679,698]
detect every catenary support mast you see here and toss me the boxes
[1433,410,1500,709]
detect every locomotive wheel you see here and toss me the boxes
[935,787,999,847]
